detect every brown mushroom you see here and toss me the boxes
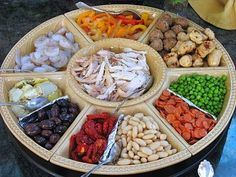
[196,40,216,58]
[204,28,215,40]
[179,55,193,67]
[171,25,184,34]
[163,52,179,67]
[164,30,176,39]
[163,38,177,51]
[177,41,196,55]
[149,29,164,42]
[150,39,163,51]
[174,17,189,28]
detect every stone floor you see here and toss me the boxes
[0,0,236,177]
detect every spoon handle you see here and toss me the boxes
[81,161,107,177]
[75,2,105,13]
[0,102,24,106]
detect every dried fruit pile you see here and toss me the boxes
[155,90,217,144]
[115,113,177,165]
[22,99,80,150]
[169,74,227,116]
[69,112,117,164]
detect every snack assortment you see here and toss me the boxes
[69,112,117,163]
[9,78,62,117]
[71,48,152,101]
[76,10,153,41]
[148,13,223,68]
[155,90,217,144]
[15,27,80,72]
[1,4,235,175]
[21,98,80,150]
[169,74,227,116]
[115,113,177,165]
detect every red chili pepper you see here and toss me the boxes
[69,134,76,153]
[76,143,88,156]
[87,112,110,120]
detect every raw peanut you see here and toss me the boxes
[132,141,140,151]
[142,116,150,122]
[138,133,144,138]
[141,157,147,163]
[160,134,167,140]
[144,130,157,135]
[127,141,132,151]
[149,141,161,150]
[121,148,127,154]
[118,129,122,135]
[158,152,169,158]
[140,147,153,155]
[137,124,143,133]
[132,126,138,139]
[167,149,173,155]
[133,155,140,160]
[134,113,144,118]
[116,136,121,141]
[121,153,129,158]
[127,130,132,137]
[172,149,177,154]
[137,151,148,158]
[160,140,169,147]
[124,115,131,120]
[148,154,160,162]
[151,120,159,130]
[128,150,134,158]
[140,121,146,129]
[131,117,140,122]
[152,135,157,141]
[129,120,139,126]
[156,131,161,138]
[122,137,127,147]
[134,138,147,146]
[127,136,131,142]
[132,147,138,154]
[117,159,131,165]
[121,120,128,129]
[146,121,154,130]
[165,145,172,151]
[145,139,153,144]
[143,134,155,140]
[133,159,141,164]
[157,146,164,152]
[124,125,132,132]
[122,129,128,135]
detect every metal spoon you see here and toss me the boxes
[76,1,141,19]
[0,97,49,111]
[81,114,124,177]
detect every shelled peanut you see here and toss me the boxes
[115,113,177,165]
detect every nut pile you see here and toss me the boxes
[148,13,222,68]
[116,113,177,165]
[22,99,80,150]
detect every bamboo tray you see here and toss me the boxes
[0,4,236,175]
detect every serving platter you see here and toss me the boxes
[0,4,236,175]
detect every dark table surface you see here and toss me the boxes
[0,1,236,177]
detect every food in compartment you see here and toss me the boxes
[115,112,177,165]
[69,112,117,164]
[76,10,153,41]
[155,90,217,144]
[21,98,80,150]
[15,27,80,72]
[169,74,227,116]
[148,13,222,68]
[9,78,62,117]
[72,48,152,101]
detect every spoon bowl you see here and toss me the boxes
[76,2,141,19]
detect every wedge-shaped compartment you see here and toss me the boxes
[65,4,163,43]
[147,68,236,155]
[51,103,191,175]
[67,38,166,107]
[0,73,90,160]
[1,15,90,73]
[142,12,235,70]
